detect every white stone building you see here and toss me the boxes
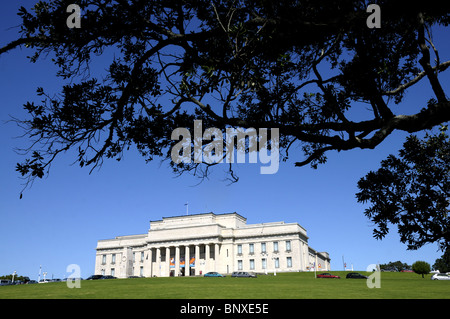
[94,212,331,278]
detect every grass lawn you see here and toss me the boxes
[0,271,448,299]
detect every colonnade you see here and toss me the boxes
[146,242,220,277]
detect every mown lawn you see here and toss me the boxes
[0,271,448,299]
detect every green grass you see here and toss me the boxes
[0,271,448,299]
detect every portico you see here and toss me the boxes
[145,243,218,277]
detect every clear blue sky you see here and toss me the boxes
[1,1,448,280]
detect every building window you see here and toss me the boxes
[262,258,267,269]
[140,266,144,277]
[237,244,242,255]
[238,260,243,270]
[111,254,116,264]
[261,242,266,254]
[133,252,135,262]
[101,269,105,276]
[141,252,145,262]
[273,242,279,253]
[111,268,115,276]
[249,243,254,255]
[250,259,255,270]
[102,255,106,265]
[286,240,291,252]
[287,257,292,268]
[274,258,279,268]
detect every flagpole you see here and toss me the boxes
[185,202,189,215]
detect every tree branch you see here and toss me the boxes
[384,61,450,96]
[417,13,447,103]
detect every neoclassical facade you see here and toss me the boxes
[94,212,331,278]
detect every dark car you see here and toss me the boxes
[346,272,368,279]
[317,273,340,279]
[86,275,103,280]
[100,275,117,279]
[231,272,257,278]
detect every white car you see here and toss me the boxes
[431,273,450,280]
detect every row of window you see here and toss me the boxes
[101,252,145,265]
[236,241,292,255]
[101,241,294,265]
[237,257,293,270]
[101,266,145,277]
[103,257,293,277]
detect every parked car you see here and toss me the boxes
[86,275,103,280]
[346,272,368,279]
[431,273,450,280]
[0,279,12,286]
[204,272,225,277]
[231,272,257,278]
[317,273,340,279]
[100,275,117,279]
[62,277,83,282]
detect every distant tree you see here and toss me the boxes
[0,1,449,195]
[356,125,450,251]
[0,274,30,282]
[412,260,431,278]
[380,261,410,272]
[433,248,450,273]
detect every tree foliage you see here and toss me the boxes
[379,261,410,272]
[412,260,431,278]
[356,125,450,251]
[1,0,449,193]
[432,248,450,273]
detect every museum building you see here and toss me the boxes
[94,212,331,277]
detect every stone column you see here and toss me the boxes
[185,245,190,277]
[145,248,153,278]
[205,243,210,273]
[166,247,171,277]
[156,247,161,277]
[195,244,200,276]
[175,246,180,276]
[214,243,219,272]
